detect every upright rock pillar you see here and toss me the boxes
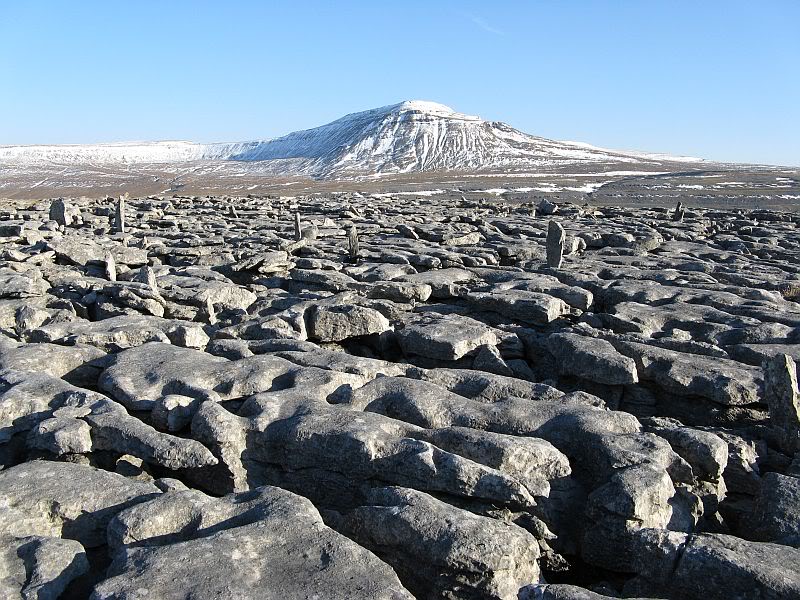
[764,353,800,454]
[546,220,565,269]
[115,193,127,233]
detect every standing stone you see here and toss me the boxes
[673,201,685,222]
[764,354,800,453]
[228,203,238,219]
[114,193,127,233]
[348,225,359,263]
[49,198,67,226]
[104,252,117,282]
[294,211,302,242]
[546,220,565,269]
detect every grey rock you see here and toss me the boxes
[547,333,638,385]
[397,313,499,361]
[539,199,558,215]
[27,416,93,455]
[634,529,800,600]
[644,418,728,481]
[0,534,89,600]
[1,368,218,470]
[94,485,413,600]
[0,268,48,299]
[615,341,764,406]
[0,342,106,387]
[98,342,281,410]
[336,486,539,600]
[14,305,50,335]
[369,280,432,303]
[29,315,208,352]
[306,304,391,342]
[49,198,81,227]
[104,251,117,282]
[472,344,515,377]
[257,404,536,509]
[157,270,257,311]
[50,237,106,266]
[465,289,569,324]
[751,472,800,545]
[546,220,565,268]
[0,461,159,547]
[764,353,800,453]
[526,584,650,599]
[131,265,158,291]
[114,193,126,233]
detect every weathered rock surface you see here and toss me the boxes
[397,313,499,360]
[750,472,800,545]
[335,486,540,600]
[94,485,413,600]
[307,303,391,341]
[0,461,159,547]
[547,333,638,385]
[632,528,800,599]
[0,534,89,600]
[1,192,799,599]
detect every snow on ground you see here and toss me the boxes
[563,182,610,193]
[372,190,447,198]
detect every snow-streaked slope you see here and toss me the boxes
[0,100,704,178]
[0,140,259,164]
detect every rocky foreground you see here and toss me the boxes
[1,192,799,599]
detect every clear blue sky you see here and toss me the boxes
[1,1,798,165]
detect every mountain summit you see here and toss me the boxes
[0,100,701,179]
[219,100,700,176]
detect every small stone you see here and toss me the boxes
[539,199,558,215]
[104,252,117,282]
[204,298,217,325]
[472,344,514,377]
[397,314,499,361]
[307,304,390,342]
[348,224,360,263]
[27,417,93,455]
[15,305,49,335]
[132,266,158,292]
[49,198,81,227]
[151,394,199,432]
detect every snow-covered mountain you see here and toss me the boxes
[0,100,701,178]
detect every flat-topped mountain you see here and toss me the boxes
[4,100,794,205]
[0,100,702,178]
